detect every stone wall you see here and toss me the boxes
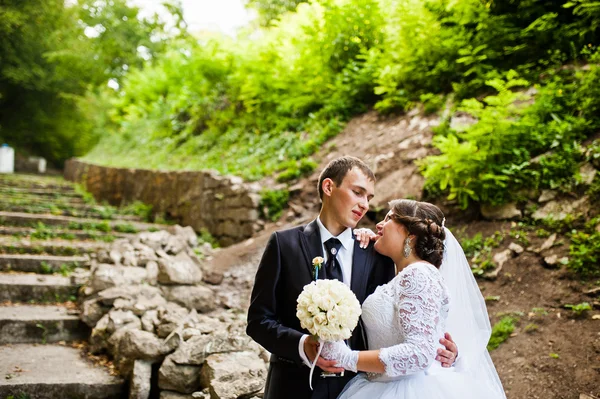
[64,159,262,246]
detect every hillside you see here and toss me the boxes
[207,109,600,399]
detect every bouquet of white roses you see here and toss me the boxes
[296,279,362,388]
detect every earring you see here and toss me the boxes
[403,237,412,258]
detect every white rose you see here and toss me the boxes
[314,313,327,327]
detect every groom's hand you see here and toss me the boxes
[304,337,344,373]
[437,332,458,367]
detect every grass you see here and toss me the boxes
[112,223,138,234]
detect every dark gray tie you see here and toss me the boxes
[323,238,344,282]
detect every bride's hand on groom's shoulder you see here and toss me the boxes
[354,228,379,249]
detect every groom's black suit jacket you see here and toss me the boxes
[247,220,395,399]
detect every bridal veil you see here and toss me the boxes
[439,228,507,398]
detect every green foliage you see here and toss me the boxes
[564,301,592,316]
[549,352,560,359]
[509,228,530,247]
[568,230,600,276]
[39,261,54,275]
[259,189,290,221]
[524,323,539,333]
[246,0,307,27]
[458,231,503,275]
[5,0,600,193]
[197,228,220,248]
[488,316,517,351]
[113,223,138,234]
[422,57,599,208]
[0,0,182,165]
[119,201,153,222]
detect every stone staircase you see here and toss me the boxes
[0,173,168,399]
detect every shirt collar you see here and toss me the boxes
[316,217,354,251]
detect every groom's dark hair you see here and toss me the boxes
[318,156,375,200]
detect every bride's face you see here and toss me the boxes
[374,210,408,258]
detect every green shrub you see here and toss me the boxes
[488,316,517,351]
[120,201,154,222]
[568,231,600,276]
[113,223,138,234]
[564,302,592,316]
[259,189,290,221]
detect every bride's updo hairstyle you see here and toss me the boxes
[389,199,446,268]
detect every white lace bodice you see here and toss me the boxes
[362,262,449,379]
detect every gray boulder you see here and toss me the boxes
[118,329,173,361]
[480,203,522,220]
[158,355,202,394]
[130,360,153,399]
[90,264,148,293]
[161,285,216,313]
[199,351,267,399]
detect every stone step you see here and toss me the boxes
[0,186,83,198]
[0,237,106,256]
[0,344,124,398]
[0,226,132,241]
[0,203,142,221]
[0,211,164,232]
[0,254,89,273]
[2,194,87,206]
[0,273,79,303]
[0,182,76,192]
[0,174,67,186]
[0,304,88,344]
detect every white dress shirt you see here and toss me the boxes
[298,217,355,367]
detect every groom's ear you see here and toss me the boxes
[322,178,335,197]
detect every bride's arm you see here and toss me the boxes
[323,265,445,376]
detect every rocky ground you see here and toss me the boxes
[0,174,271,399]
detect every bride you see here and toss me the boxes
[321,199,506,399]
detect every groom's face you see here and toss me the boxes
[327,167,375,228]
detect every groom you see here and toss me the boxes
[247,156,457,399]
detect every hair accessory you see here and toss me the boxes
[403,237,412,258]
[441,217,446,228]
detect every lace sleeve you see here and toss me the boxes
[379,264,445,377]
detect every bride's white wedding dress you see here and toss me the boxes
[338,261,506,399]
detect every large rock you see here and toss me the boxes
[480,203,522,220]
[580,163,597,185]
[156,303,192,338]
[110,239,137,266]
[90,310,141,354]
[141,309,160,333]
[200,351,267,399]
[158,355,202,394]
[133,242,159,266]
[167,225,198,248]
[139,230,172,251]
[130,360,153,399]
[117,329,173,361]
[90,264,148,292]
[157,252,203,285]
[170,333,254,366]
[161,285,216,313]
[81,298,109,327]
[532,196,590,221]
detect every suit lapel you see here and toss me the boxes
[351,239,372,304]
[299,220,324,279]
